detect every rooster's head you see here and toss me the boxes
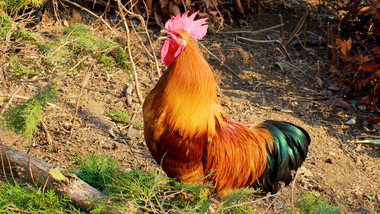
[160,11,208,66]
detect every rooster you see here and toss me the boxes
[143,11,311,197]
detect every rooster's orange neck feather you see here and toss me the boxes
[152,32,225,139]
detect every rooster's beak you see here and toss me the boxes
[158,29,169,41]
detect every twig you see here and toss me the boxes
[291,170,300,214]
[0,83,25,114]
[6,207,35,214]
[115,124,142,167]
[40,119,53,144]
[237,36,279,44]
[223,193,279,210]
[1,93,58,108]
[46,30,76,59]
[0,145,7,181]
[219,24,284,35]
[125,81,135,107]
[335,132,357,162]
[199,42,245,82]
[285,8,310,47]
[70,61,95,136]
[358,134,380,139]
[130,21,155,59]
[28,154,36,187]
[355,140,380,145]
[42,173,51,194]
[117,0,144,103]
[264,193,279,213]
[279,14,284,44]
[2,144,16,183]
[281,60,306,74]
[62,0,115,33]
[277,42,294,62]
[122,0,161,77]
[1,62,57,113]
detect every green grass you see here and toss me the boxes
[68,152,119,192]
[0,12,37,41]
[295,191,342,214]
[2,85,59,139]
[70,153,212,213]
[106,109,143,127]
[1,153,265,213]
[41,23,131,72]
[1,0,46,13]
[0,181,83,213]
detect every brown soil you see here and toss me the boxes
[1,1,379,213]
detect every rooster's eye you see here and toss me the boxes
[174,33,182,38]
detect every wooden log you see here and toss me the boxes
[0,143,104,212]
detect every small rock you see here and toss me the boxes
[126,127,142,138]
[273,200,283,210]
[299,166,313,177]
[109,128,116,138]
[328,151,336,156]
[325,158,333,164]
[63,122,72,131]
[62,19,69,27]
[358,105,367,110]
[345,116,357,125]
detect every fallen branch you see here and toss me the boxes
[0,143,103,212]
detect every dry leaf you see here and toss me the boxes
[327,86,341,91]
[359,95,371,105]
[315,77,323,88]
[330,64,339,73]
[359,6,372,14]
[326,98,350,110]
[368,117,380,125]
[361,63,380,71]
[347,37,353,53]
[168,2,180,16]
[340,39,347,56]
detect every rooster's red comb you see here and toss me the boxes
[164,11,208,40]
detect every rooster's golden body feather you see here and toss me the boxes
[143,12,310,197]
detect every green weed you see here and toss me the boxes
[2,85,59,138]
[48,23,131,71]
[106,109,143,127]
[1,0,46,13]
[69,152,120,192]
[0,181,83,213]
[296,191,342,214]
[0,12,37,41]
[218,187,261,213]
[70,153,265,213]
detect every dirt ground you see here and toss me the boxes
[1,1,379,213]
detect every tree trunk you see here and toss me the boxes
[0,143,104,212]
